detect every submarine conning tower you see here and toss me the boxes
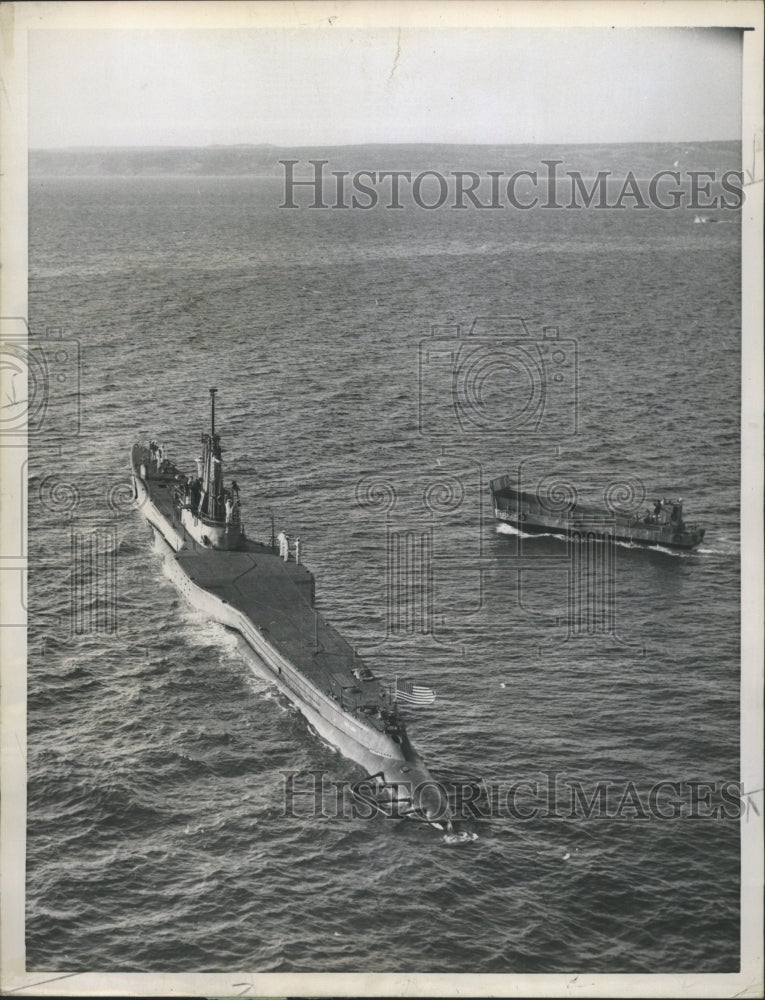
[179,388,245,550]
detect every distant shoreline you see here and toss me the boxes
[29,140,741,179]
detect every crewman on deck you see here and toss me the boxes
[277,530,290,561]
[670,498,684,527]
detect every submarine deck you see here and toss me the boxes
[133,445,393,719]
[176,545,390,714]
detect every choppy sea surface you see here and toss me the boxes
[26,150,741,974]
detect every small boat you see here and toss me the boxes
[489,475,705,550]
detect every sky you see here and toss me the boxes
[29,26,743,148]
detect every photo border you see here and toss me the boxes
[1,2,762,996]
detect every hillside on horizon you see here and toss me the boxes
[30,140,742,179]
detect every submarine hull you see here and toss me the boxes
[132,445,447,823]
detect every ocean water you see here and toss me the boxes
[26,153,741,974]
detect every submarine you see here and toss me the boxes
[131,389,452,829]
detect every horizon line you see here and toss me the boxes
[29,138,743,154]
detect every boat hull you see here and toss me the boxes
[490,477,705,551]
[494,508,702,550]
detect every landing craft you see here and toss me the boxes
[490,475,705,551]
[131,389,453,831]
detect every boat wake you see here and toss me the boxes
[175,603,244,649]
[259,686,295,713]
[443,830,479,845]
[496,523,567,543]
[619,541,685,556]
[496,523,705,557]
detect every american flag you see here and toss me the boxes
[393,676,436,706]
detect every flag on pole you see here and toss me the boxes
[393,676,436,705]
